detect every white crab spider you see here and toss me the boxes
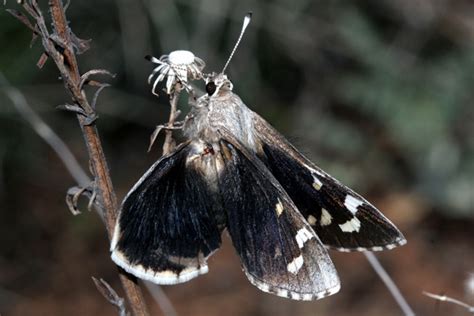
[147,50,205,96]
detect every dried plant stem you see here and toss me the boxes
[49,1,149,313]
[162,87,181,155]
[8,0,149,314]
[364,252,415,316]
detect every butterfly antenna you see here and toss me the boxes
[221,12,252,74]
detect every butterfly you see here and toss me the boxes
[110,13,406,301]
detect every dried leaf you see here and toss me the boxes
[56,103,87,116]
[65,184,95,215]
[36,52,48,69]
[70,31,91,54]
[79,69,115,89]
[91,83,110,110]
[92,277,129,316]
[65,186,87,215]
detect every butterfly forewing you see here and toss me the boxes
[217,136,340,300]
[111,142,222,284]
[253,114,406,251]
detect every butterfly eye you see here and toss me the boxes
[206,81,217,96]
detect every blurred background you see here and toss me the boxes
[1,0,473,315]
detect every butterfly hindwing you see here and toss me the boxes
[253,114,406,251]
[111,142,222,284]
[217,136,340,300]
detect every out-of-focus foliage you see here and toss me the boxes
[0,1,472,315]
[332,5,474,216]
[1,1,473,215]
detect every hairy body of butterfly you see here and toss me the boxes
[110,72,406,301]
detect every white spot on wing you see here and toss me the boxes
[259,283,270,292]
[338,217,361,233]
[320,208,332,226]
[277,289,289,298]
[344,195,363,215]
[306,165,326,178]
[312,174,323,190]
[295,228,314,248]
[307,215,317,225]
[287,255,304,274]
[275,199,284,217]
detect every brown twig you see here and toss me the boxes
[8,1,149,315]
[162,86,182,155]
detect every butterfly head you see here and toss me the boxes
[205,73,233,97]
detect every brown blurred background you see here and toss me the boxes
[1,0,473,315]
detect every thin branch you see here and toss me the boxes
[423,291,474,313]
[364,252,415,316]
[162,85,181,155]
[144,282,178,316]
